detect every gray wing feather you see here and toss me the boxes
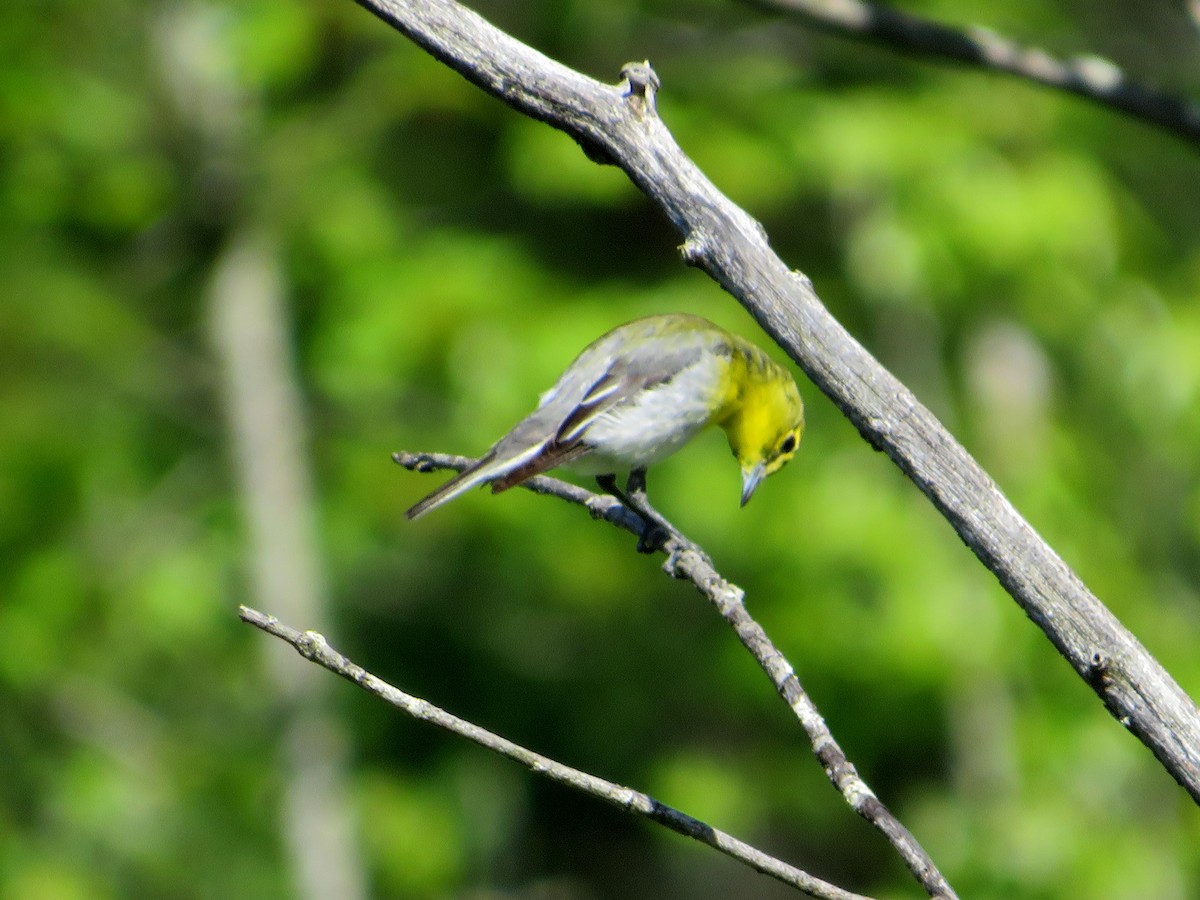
[505,329,710,451]
[406,316,729,517]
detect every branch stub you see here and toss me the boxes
[620,60,660,118]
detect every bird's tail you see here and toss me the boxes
[405,444,545,520]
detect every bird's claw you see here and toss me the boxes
[635,522,669,554]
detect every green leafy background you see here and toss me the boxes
[3,1,1199,897]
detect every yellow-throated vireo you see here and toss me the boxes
[406,314,804,538]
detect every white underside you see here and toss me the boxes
[569,361,722,474]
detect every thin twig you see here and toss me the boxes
[393,451,957,899]
[239,604,874,900]
[745,0,1200,148]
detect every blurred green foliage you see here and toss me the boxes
[2,0,1199,897]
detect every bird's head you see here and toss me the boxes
[721,365,805,506]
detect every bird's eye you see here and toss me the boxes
[779,433,797,455]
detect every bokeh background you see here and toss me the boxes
[3,1,1200,897]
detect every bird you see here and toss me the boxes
[405,313,804,543]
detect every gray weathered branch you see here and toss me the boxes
[352,0,1200,802]
[393,451,957,899]
[240,603,875,900]
[745,0,1200,149]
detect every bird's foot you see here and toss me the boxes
[596,471,679,554]
[635,522,670,554]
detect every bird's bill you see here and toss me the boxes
[740,462,766,507]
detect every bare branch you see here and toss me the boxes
[239,604,876,900]
[354,0,1200,803]
[394,451,957,899]
[745,0,1200,148]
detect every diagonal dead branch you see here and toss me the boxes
[744,0,1200,149]
[393,451,957,899]
[239,603,876,900]
[351,0,1200,804]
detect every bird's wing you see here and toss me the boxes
[411,323,720,510]
[535,333,711,447]
[487,441,590,492]
[486,369,656,493]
